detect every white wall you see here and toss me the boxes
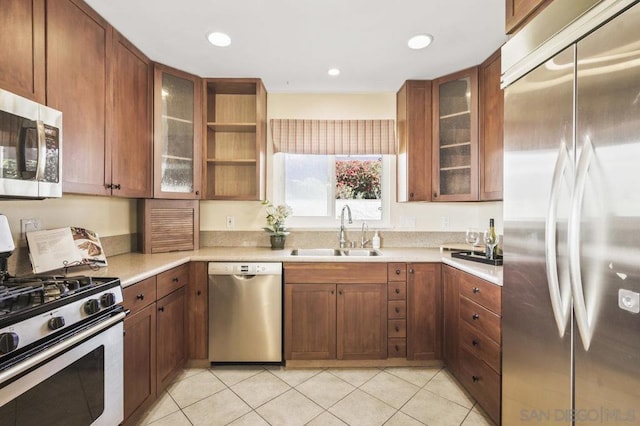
[1,195,136,247]
[200,93,503,233]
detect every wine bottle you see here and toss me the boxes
[485,218,497,259]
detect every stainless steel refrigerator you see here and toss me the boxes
[502,0,640,424]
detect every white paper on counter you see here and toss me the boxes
[26,227,83,273]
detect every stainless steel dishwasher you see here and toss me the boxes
[208,262,282,362]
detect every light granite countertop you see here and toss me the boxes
[84,247,502,287]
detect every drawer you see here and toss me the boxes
[157,263,189,299]
[388,282,406,300]
[459,347,501,425]
[387,263,407,282]
[388,301,406,319]
[388,319,406,338]
[460,296,501,344]
[388,338,406,358]
[123,276,157,314]
[459,321,501,373]
[459,275,501,314]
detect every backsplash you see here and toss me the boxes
[199,230,466,249]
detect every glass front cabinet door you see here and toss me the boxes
[153,64,202,198]
[432,67,479,201]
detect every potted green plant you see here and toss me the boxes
[262,200,292,249]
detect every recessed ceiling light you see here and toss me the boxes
[328,68,340,76]
[207,31,231,47]
[408,34,434,50]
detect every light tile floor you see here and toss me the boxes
[135,365,495,426]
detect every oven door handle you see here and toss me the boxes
[0,311,125,384]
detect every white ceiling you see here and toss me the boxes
[85,0,508,93]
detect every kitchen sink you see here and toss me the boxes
[290,248,382,257]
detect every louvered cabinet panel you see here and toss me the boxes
[138,199,199,253]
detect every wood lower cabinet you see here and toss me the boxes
[156,286,187,391]
[285,283,337,360]
[284,263,387,361]
[122,265,188,424]
[337,283,387,360]
[407,263,442,360]
[442,264,502,425]
[0,0,45,102]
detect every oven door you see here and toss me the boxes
[0,312,125,426]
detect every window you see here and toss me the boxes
[275,153,389,226]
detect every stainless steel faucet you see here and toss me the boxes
[339,205,353,248]
[360,222,369,248]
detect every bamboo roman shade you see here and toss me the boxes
[270,119,396,155]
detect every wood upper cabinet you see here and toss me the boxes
[479,49,504,201]
[203,78,267,200]
[46,0,111,196]
[337,283,387,360]
[396,80,433,202]
[406,263,442,360]
[285,283,337,360]
[506,0,553,34]
[0,0,45,102]
[109,30,153,198]
[47,0,152,197]
[153,64,202,199]
[432,67,479,202]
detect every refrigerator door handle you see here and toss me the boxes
[569,136,595,350]
[545,141,573,337]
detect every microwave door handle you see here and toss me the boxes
[35,120,46,181]
[545,141,573,337]
[569,137,595,351]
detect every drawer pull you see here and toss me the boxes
[395,288,400,294]
[472,375,480,382]
[472,340,479,346]
[395,345,400,351]
[172,277,179,283]
[395,307,400,313]
[409,269,414,274]
[158,307,165,312]
[395,269,401,275]
[395,325,400,332]
[472,287,480,293]
[472,314,480,320]
[136,294,144,300]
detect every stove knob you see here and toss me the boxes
[101,292,116,307]
[84,299,101,315]
[0,332,19,355]
[48,316,66,330]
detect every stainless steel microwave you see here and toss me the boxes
[0,88,62,198]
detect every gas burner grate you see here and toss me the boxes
[0,284,45,316]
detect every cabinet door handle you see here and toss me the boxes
[395,269,401,275]
[172,277,179,283]
[196,290,201,296]
[331,290,335,295]
[395,307,400,313]
[338,290,343,295]
[158,307,165,312]
[409,192,414,198]
[434,192,438,198]
[395,345,400,351]
[472,287,480,293]
[395,325,400,332]
[472,314,480,320]
[409,269,414,274]
[472,375,480,382]
[195,190,200,195]
[136,294,144,300]
[106,183,113,189]
[395,288,400,294]
[114,184,121,190]
[472,340,479,346]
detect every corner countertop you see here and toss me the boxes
[84,246,502,288]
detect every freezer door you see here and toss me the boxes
[573,3,640,423]
[502,46,575,424]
